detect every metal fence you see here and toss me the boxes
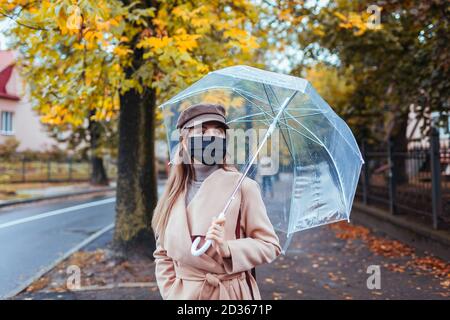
[0,157,117,183]
[356,128,450,230]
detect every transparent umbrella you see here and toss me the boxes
[159,65,364,255]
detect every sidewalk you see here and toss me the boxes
[11,218,449,300]
[0,182,116,208]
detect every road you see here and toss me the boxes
[0,193,117,298]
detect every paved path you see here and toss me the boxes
[11,216,450,300]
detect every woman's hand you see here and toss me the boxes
[205,215,231,258]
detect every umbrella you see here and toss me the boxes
[159,65,365,256]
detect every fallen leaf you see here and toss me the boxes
[265,278,275,284]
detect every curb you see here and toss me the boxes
[0,187,116,209]
[352,202,450,260]
[3,223,115,300]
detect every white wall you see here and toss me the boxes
[0,65,59,152]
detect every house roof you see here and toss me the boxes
[0,50,20,101]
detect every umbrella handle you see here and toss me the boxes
[190,238,212,256]
[190,212,225,256]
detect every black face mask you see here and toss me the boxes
[187,136,227,166]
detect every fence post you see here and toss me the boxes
[68,158,73,182]
[430,126,442,230]
[105,158,109,178]
[47,160,51,181]
[388,137,397,214]
[361,140,369,205]
[22,156,26,183]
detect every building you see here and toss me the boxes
[406,104,450,177]
[407,104,450,149]
[0,50,57,152]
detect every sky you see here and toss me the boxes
[0,20,12,50]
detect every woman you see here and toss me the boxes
[152,103,281,300]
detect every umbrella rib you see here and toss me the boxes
[263,85,302,239]
[233,87,272,105]
[220,91,299,216]
[159,85,235,106]
[285,111,348,211]
[232,107,302,134]
[262,84,296,162]
[226,89,278,172]
[231,89,281,119]
[228,108,292,173]
[229,93,273,120]
[227,111,271,124]
[306,86,363,160]
[276,122,323,146]
[283,111,329,118]
[285,107,324,111]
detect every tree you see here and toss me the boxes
[267,0,449,144]
[304,63,356,121]
[0,1,121,185]
[1,0,265,256]
[265,0,449,186]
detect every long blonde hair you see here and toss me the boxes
[151,128,234,245]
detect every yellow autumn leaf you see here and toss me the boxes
[334,12,348,22]
[114,46,132,57]
[224,28,248,39]
[138,36,171,50]
[174,34,201,52]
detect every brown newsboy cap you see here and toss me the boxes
[176,103,229,129]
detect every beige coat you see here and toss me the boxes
[153,168,282,300]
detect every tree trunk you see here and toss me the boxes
[90,156,109,185]
[113,85,157,257]
[113,0,159,258]
[88,118,109,186]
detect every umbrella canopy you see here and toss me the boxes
[159,65,364,254]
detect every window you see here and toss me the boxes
[1,111,14,135]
